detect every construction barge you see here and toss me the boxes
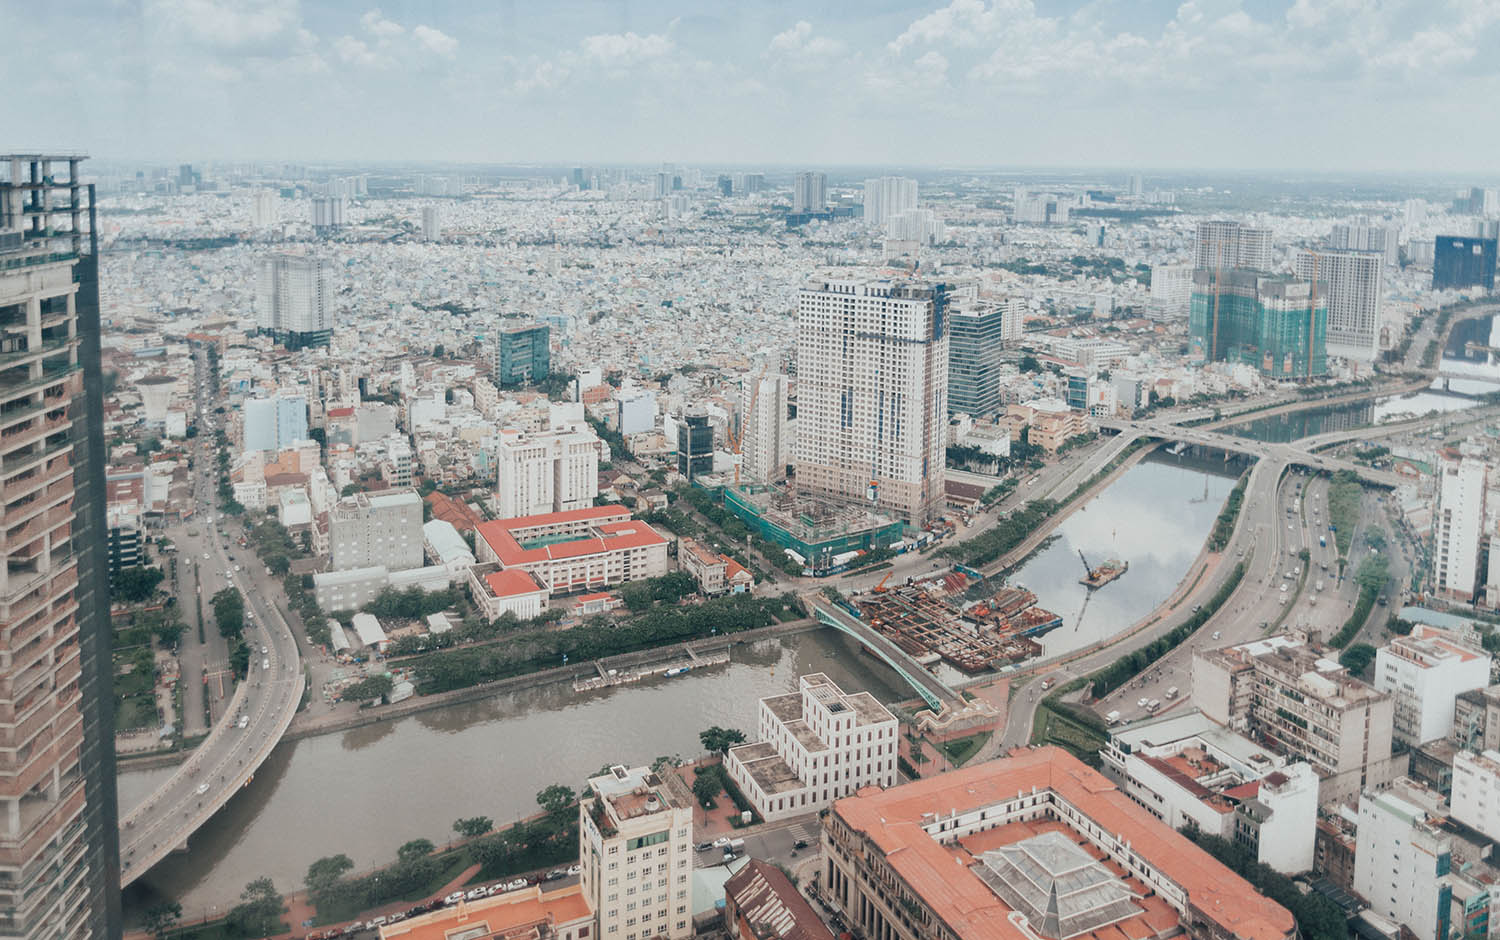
[1078,551,1128,589]
[854,573,1058,675]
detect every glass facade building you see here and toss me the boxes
[1189,269,1328,380]
[492,323,550,387]
[947,299,1007,415]
[1433,235,1497,291]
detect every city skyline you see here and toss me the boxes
[16,0,1500,172]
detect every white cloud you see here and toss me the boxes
[413,24,458,58]
[579,31,674,67]
[335,35,384,67]
[768,21,847,58]
[146,0,304,50]
[360,9,405,39]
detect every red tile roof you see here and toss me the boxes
[477,507,666,567]
[833,747,1294,940]
[484,568,545,598]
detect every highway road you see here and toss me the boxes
[118,345,305,887]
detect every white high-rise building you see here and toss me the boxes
[1331,219,1400,267]
[1452,749,1500,842]
[792,171,826,214]
[1194,220,1273,272]
[794,277,948,523]
[1353,790,1453,940]
[421,206,441,242]
[330,488,425,572]
[885,208,944,245]
[311,194,346,232]
[242,394,309,453]
[250,189,277,227]
[495,426,600,519]
[862,176,917,226]
[579,765,694,940]
[1374,624,1491,746]
[1148,263,1194,320]
[1434,454,1487,600]
[1294,248,1383,362]
[739,373,790,483]
[255,253,332,349]
[1127,173,1144,196]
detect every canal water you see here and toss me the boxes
[121,629,910,917]
[1439,313,1500,394]
[993,453,1239,662]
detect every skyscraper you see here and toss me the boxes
[791,171,826,214]
[794,277,948,523]
[946,292,1016,415]
[1330,219,1399,267]
[492,323,550,387]
[250,189,276,228]
[494,426,600,519]
[0,154,122,938]
[1434,454,1487,601]
[739,372,790,483]
[310,194,346,233]
[1433,236,1498,291]
[1188,270,1327,380]
[1294,249,1383,362]
[255,253,332,349]
[421,206,441,242]
[1193,220,1273,272]
[862,177,918,226]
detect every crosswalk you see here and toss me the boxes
[785,822,819,846]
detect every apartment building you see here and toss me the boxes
[1451,749,1500,842]
[1193,219,1272,272]
[861,177,917,226]
[1452,685,1500,752]
[0,154,121,938]
[1294,248,1383,362]
[1099,710,1317,873]
[330,488,424,572]
[724,674,897,823]
[1374,624,1491,746]
[495,425,600,519]
[1434,454,1487,601]
[1353,790,1453,940]
[242,394,308,453]
[739,373,790,483]
[1193,633,1399,802]
[474,505,668,597]
[255,252,331,349]
[1188,269,1328,380]
[579,765,694,940]
[794,278,948,524]
[821,748,1294,940]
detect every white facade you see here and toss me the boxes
[1374,625,1491,746]
[255,253,331,338]
[794,277,948,523]
[1452,749,1500,842]
[421,205,441,242]
[617,392,657,436]
[330,488,424,572]
[495,426,601,519]
[739,373,790,483]
[579,765,694,940]
[1148,263,1194,320]
[862,176,917,226]
[724,673,897,822]
[1435,455,1487,599]
[1294,248,1383,362]
[242,394,308,453]
[1239,764,1320,874]
[1353,790,1453,940]
[250,189,277,228]
[886,208,944,245]
[792,172,826,214]
[1194,220,1272,272]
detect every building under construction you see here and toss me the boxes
[854,574,1059,674]
[723,483,904,570]
[1188,269,1328,380]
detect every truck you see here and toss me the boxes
[1146,699,1161,712]
[1105,710,1122,725]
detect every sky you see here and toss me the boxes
[11,0,1500,172]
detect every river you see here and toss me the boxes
[120,628,910,917]
[121,452,1242,917]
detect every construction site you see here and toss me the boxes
[851,570,1061,675]
[723,483,906,569]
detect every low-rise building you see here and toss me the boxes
[1452,749,1500,842]
[475,505,669,597]
[468,566,548,621]
[379,883,594,940]
[724,674,897,822]
[724,858,834,940]
[313,565,390,612]
[822,747,1295,940]
[579,765,694,940]
[1100,710,1318,873]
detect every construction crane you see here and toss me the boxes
[1077,549,1095,579]
[872,571,892,593]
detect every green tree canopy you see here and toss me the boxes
[699,726,746,754]
[453,816,494,838]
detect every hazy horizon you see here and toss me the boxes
[14,0,1500,174]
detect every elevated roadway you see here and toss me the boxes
[804,594,962,714]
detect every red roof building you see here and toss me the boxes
[474,504,669,597]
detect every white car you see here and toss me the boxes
[566,864,580,876]
[711,836,731,848]
[261,646,268,655]
[203,553,211,561]
[195,783,209,795]
[465,887,487,901]
[261,658,270,670]
[237,715,248,729]
[443,892,464,906]
[504,878,527,891]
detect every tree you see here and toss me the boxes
[692,771,723,806]
[142,901,182,940]
[537,783,576,818]
[114,566,166,603]
[1018,354,1042,374]
[398,838,435,863]
[226,877,283,937]
[339,674,394,703]
[699,726,747,754]
[453,816,494,839]
[1339,643,1377,677]
[305,854,354,895]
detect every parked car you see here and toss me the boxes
[695,842,713,852]
[443,891,465,905]
[465,887,487,901]
[545,869,567,881]
[712,836,732,848]
[365,916,388,929]
[505,878,528,891]
[566,864,581,876]
[794,839,809,850]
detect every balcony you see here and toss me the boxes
[0,364,76,404]
[0,338,73,373]
[0,415,68,458]
[1,504,70,551]
[0,397,65,433]
[0,436,72,481]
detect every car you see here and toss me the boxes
[465,887,487,900]
[203,553,211,561]
[388,913,407,923]
[262,658,270,670]
[195,783,209,795]
[566,864,580,876]
[340,926,361,937]
[712,836,732,848]
[233,564,241,572]
[545,869,566,881]
[505,878,528,891]
[1212,631,1221,640]
[695,841,713,852]
[1137,698,1148,708]
[794,839,809,849]
[261,646,268,655]
[237,715,248,729]
[365,916,388,929]
[443,892,465,906]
